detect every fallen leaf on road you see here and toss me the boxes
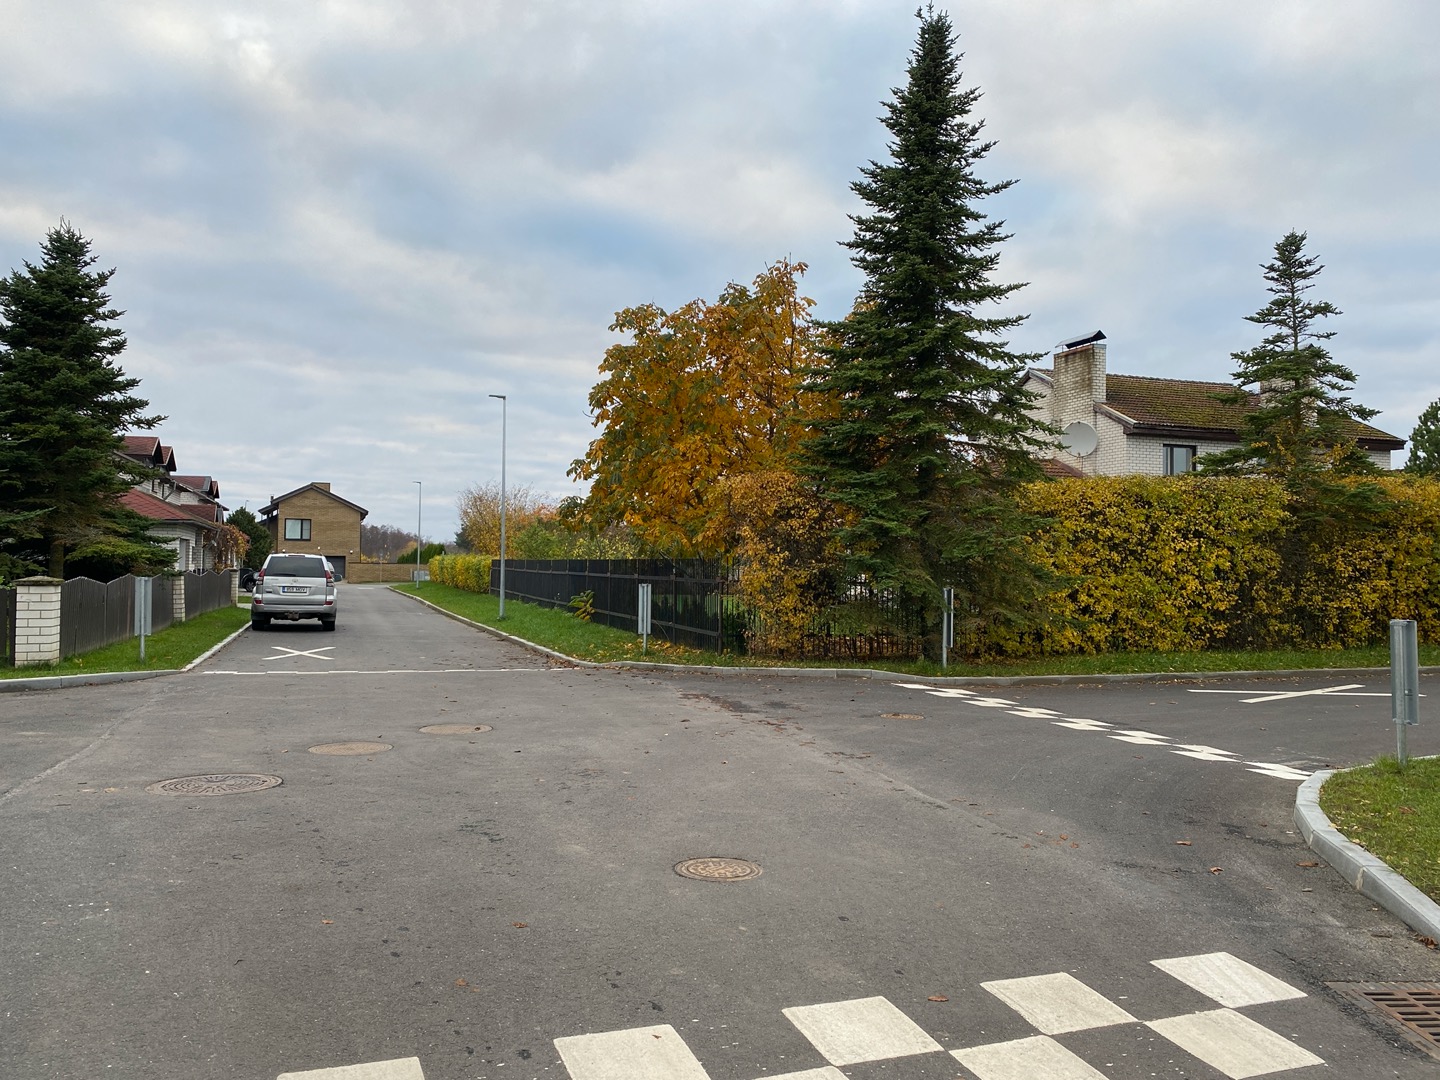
[1175,841,1192,846]
[455,978,469,987]
[321,920,333,925]
[927,995,948,1002]
[1416,935,1438,949]
[512,922,528,928]
[1297,861,1320,868]
[1209,867,1223,874]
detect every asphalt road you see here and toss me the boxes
[2,585,1438,1080]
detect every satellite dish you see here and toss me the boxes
[1060,421,1098,457]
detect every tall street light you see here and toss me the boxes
[414,480,422,584]
[489,393,507,618]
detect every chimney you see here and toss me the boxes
[1051,331,1107,428]
[315,482,331,491]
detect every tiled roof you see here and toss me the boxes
[1030,369,1404,448]
[1038,457,1084,478]
[119,489,212,527]
[174,474,219,498]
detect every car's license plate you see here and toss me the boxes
[281,586,308,594]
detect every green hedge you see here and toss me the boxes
[1000,475,1440,656]
[428,553,493,593]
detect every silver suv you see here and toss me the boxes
[251,553,338,631]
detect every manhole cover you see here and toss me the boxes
[1331,982,1440,1058]
[674,857,763,882]
[146,773,282,796]
[882,713,925,720]
[420,724,493,735]
[308,742,394,756]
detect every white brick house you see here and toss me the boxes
[1023,332,1404,477]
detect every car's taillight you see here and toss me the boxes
[325,570,333,584]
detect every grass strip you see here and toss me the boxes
[1320,757,1440,904]
[394,582,1437,677]
[2,604,250,679]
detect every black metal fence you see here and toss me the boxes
[492,559,734,650]
[184,571,232,620]
[1,586,14,666]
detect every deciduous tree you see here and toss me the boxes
[569,259,825,552]
[0,222,170,577]
[457,480,553,556]
[801,9,1050,658]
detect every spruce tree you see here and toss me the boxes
[0,221,168,578]
[1202,231,1377,481]
[1404,400,1440,477]
[803,8,1048,658]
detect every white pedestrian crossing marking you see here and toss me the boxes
[1187,683,1386,703]
[276,1059,424,1080]
[554,1024,710,1080]
[548,953,1323,1080]
[952,1035,1110,1080]
[1152,951,1307,1008]
[893,683,1315,781]
[781,995,943,1066]
[1147,1009,1324,1078]
[981,972,1137,1034]
[264,644,337,661]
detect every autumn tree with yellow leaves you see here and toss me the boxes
[568,259,830,554]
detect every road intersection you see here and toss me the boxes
[2,585,1437,1078]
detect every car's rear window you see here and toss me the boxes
[265,556,328,577]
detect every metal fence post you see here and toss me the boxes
[941,587,955,669]
[1390,618,1420,766]
[134,576,153,661]
[638,583,652,654]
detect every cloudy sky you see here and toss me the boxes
[3,1,1436,545]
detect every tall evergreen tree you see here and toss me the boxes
[0,221,169,578]
[1404,399,1440,477]
[802,8,1048,658]
[1202,231,1378,481]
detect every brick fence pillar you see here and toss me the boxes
[14,576,62,666]
[227,568,240,606]
[172,573,187,624]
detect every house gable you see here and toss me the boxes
[260,482,367,570]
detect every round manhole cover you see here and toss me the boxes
[674,857,763,882]
[146,773,282,796]
[308,742,394,756]
[882,712,925,720]
[420,724,493,735]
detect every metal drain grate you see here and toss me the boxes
[1331,982,1440,1058]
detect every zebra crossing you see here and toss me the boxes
[893,683,1315,781]
[274,952,1326,1079]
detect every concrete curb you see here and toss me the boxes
[0,669,180,693]
[1295,769,1440,941]
[183,622,251,671]
[389,590,1439,687]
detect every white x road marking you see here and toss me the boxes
[263,645,336,662]
[1187,683,1388,703]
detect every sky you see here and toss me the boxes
[3,1,1437,546]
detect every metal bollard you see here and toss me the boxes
[1390,619,1420,766]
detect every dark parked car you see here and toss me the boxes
[239,567,259,592]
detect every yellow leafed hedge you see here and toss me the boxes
[428,554,494,594]
[1002,475,1440,655]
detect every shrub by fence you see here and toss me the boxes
[429,554,493,593]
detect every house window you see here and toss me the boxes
[1163,445,1197,475]
[284,518,312,541]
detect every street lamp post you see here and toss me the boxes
[489,393,507,618]
[414,480,422,583]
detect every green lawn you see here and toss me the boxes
[394,582,1435,677]
[1320,757,1440,903]
[2,604,250,679]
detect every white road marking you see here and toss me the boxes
[951,1035,1110,1080]
[1147,1009,1323,1078]
[966,696,1020,708]
[1173,744,1238,757]
[1051,719,1113,731]
[554,1024,710,1080]
[1187,683,1377,703]
[1151,952,1306,1008]
[1172,748,1240,762]
[781,996,942,1066]
[1106,729,1172,745]
[264,645,337,661]
[980,972,1137,1034]
[276,1058,424,1080]
[753,1069,847,1080]
[1007,706,1064,718]
[1244,762,1313,781]
[201,668,549,676]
